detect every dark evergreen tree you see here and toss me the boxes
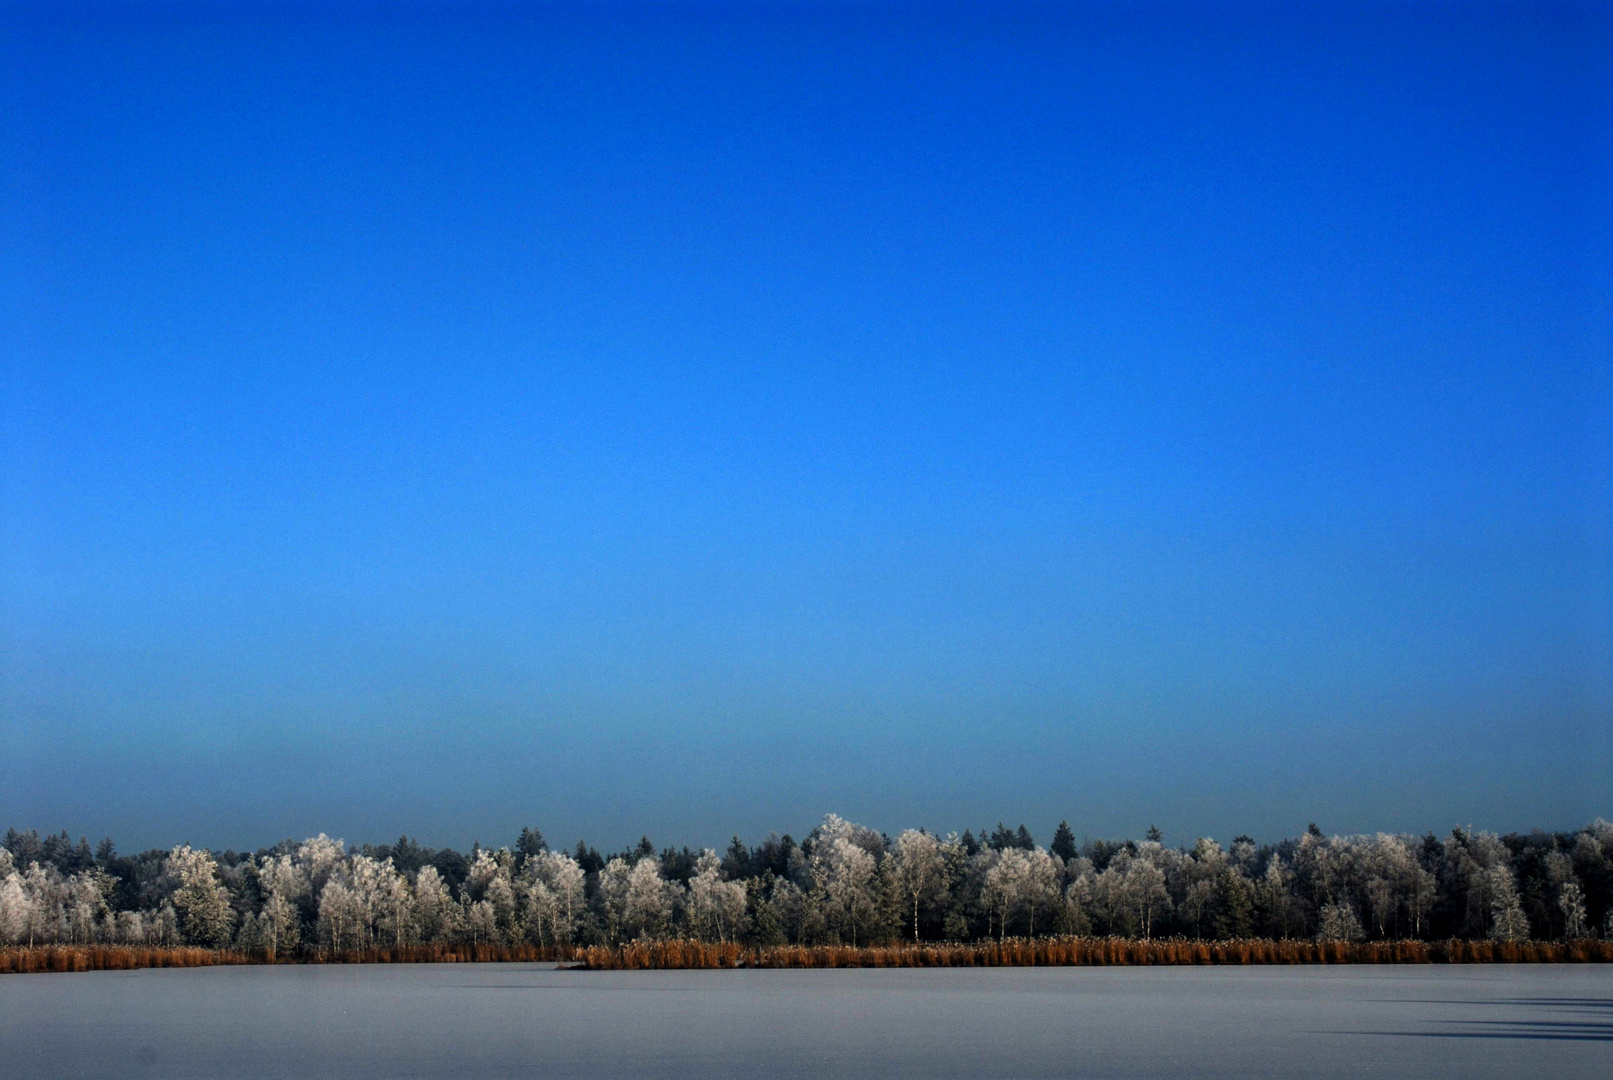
[752,833,794,878]
[1050,821,1078,863]
[1213,870,1255,939]
[4,828,42,869]
[40,830,74,871]
[389,835,427,875]
[1571,828,1612,934]
[429,846,470,891]
[573,840,605,875]
[721,835,752,879]
[516,827,548,861]
[660,845,699,884]
[1085,838,1122,872]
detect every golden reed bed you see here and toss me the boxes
[5,937,1611,974]
[578,937,1613,969]
[0,943,553,974]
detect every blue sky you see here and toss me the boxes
[2,2,1608,854]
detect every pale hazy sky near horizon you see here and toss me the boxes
[3,2,1609,855]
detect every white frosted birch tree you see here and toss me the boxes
[820,838,878,946]
[624,857,679,940]
[1021,849,1061,937]
[413,865,457,943]
[686,850,747,942]
[1487,866,1530,942]
[522,851,585,947]
[890,831,947,941]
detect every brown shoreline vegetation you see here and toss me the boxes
[7,936,1612,975]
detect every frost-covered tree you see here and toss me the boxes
[1487,866,1530,942]
[819,838,879,946]
[624,857,679,940]
[166,846,234,948]
[1020,849,1061,937]
[1572,829,1612,936]
[1255,857,1298,939]
[598,856,679,941]
[258,853,310,906]
[978,848,1025,940]
[596,858,632,943]
[64,869,112,944]
[1131,858,1171,940]
[148,903,180,947]
[0,858,27,945]
[1316,901,1365,942]
[752,875,803,945]
[15,862,65,946]
[812,814,885,856]
[1182,877,1216,939]
[296,835,346,899]
[890,831,948,941]
[462,849,519,944]
[1360,835,1406,939]
[317,879,359,952]
[972,846,1061,938]
[1061,869,1094,936]
[1229,837,1258,878]
[1407,863,1437,940]
[1178,839,1227,936]
[1089,852,1133,936]
[376,863,414,947]
[466,899,498,943]
[259,892,300,956]
[345,855,388,948]
[1445,829,1511,939]
[1558,881,1589,940]
[522,850,585,946]
[413,864,459,943]
[113,910,146,945]
[685,850,748,942]
[801,817,884,946]
[1212,870,1255,940]
[0,885,26,945]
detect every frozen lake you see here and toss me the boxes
[2,963,1608,1078]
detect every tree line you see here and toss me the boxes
[2,816,1607,954]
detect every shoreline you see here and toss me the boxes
[6,937,1611,975]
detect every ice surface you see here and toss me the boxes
[2,963,1608,1078]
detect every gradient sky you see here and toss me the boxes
[2,2,1609,855]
